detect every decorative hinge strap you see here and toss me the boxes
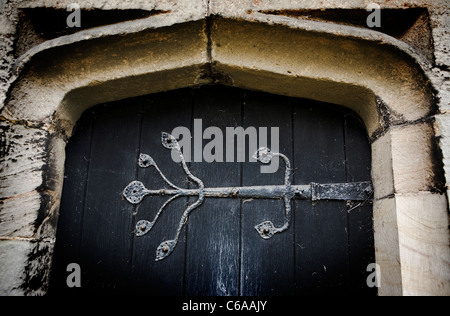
[123,133,373,261]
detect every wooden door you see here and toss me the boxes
[49,86,375,296]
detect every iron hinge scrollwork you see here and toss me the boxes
[123,133,373,261]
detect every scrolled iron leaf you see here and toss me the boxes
[253,147,274,164]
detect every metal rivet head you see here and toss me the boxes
[162,246,169,253]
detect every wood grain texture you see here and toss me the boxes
[49,86,375,296]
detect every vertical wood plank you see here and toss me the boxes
[79,99,141,294]
[240,91,294,296]
[344,114,376,296]
[293,101,349,295]
[48,110,93,294]
[184,86,241,296]
[131,89,193,295]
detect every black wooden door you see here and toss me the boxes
[49,86,375,296]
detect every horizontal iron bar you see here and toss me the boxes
[310,182,373,201]
[145,182,373,201]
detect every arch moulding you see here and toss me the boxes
[0,12,449,295]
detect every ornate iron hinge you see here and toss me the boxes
[123,133,373,261]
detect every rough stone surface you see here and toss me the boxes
[0,123,65,240]
[390,122,436,194]
[373,192,450,296]
[0,239,55,296]
[2,20,208,135]
[396,193,450,296]
[0,0,208,113]
[371,131,394,200]
[211,17,435,136]
[0,240,30,296]
[0,124,47,199]
[373,197,402,296]
[0,124,47,238]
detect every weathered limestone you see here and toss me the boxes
[0,121,65,295]
[371,132,395,200]
[0,124,65,238]
[0,125,48,238]
[2,21,209,137]
[0,239,54,296]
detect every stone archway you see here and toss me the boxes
[0,11,448,295]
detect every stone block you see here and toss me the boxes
[372,122,438,198]
[0,124,48,238]
[373,197,402,296]
[0,124,47,199]
[396,193,450,296]
[0,239,55,296]
[371,132,394,200]
[0,240,31,296]
[390,122,436,194]
[0,191,42,238]
[373,192,450,296]
[3,20,208,131]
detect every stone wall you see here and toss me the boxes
[0,0,449,296]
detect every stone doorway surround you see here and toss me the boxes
[0,0,449,296]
